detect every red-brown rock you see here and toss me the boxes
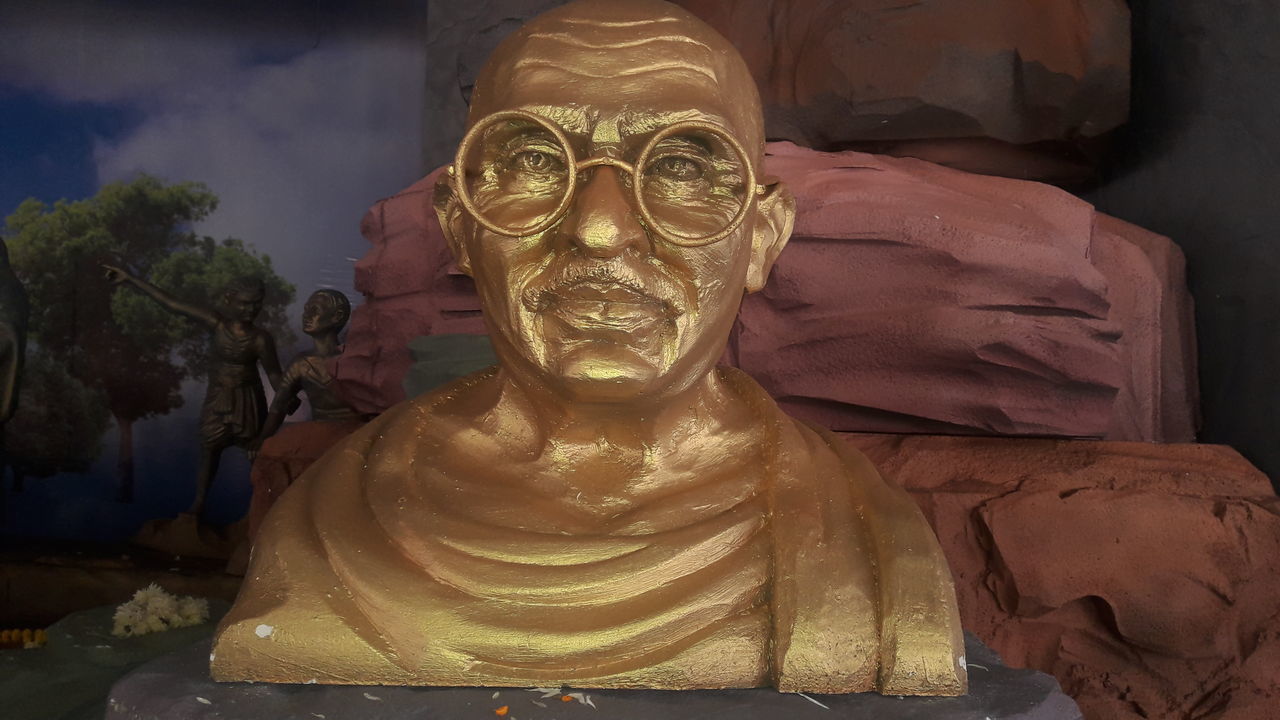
[847,433,1280,720]
[243,420,364,542]
[334,144,1197,441]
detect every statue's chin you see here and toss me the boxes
[546,343,670,404]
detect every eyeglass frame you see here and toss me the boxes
[447,109,767,248]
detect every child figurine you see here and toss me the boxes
[250,288,359,450]
[103,264,284,518]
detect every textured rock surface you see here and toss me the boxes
[334,144,1198,440]
[675,0,1130,181]
[106,634,1080,720]
[846,434,1280,720]
[423,0,1129,181]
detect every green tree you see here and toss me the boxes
[3,175,295,501]
[1,348,111,489]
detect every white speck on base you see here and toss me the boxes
[959,655,967,669]
[363,692,382,701]
[209,652,216,662]
[254,624,274,639]
[196,697,211,705]
[492,691,500,699]
[306,678,318,685]
[795,693,829,710]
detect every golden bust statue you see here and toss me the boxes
[213,0,966,696]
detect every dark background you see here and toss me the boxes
[1087,0,1279,486]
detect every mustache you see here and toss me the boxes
[521,259,690,316]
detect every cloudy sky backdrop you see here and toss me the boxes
[1,0,429,539]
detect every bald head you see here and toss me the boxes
[468,0,765,163]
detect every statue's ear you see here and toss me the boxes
[433,170,472,276]
[745,177,795,293]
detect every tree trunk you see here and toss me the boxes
[115,414,134,502]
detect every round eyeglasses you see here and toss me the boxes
[449,110,765,247]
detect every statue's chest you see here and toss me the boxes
[398,493,775,680]
[424,447,769,535]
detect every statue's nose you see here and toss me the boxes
[562,166,647,258]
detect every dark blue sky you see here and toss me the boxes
[0,83,140,214]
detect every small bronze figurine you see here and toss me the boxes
[103,265,284,518]
[0,239,29,426]
[251,289,359,449]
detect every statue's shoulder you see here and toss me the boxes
[718,368,966,694]
[716,365,883,488]
[211,409,414,682]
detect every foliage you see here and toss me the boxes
[1,347,110,480]
[111,237,295,378]
[2,174,296,494]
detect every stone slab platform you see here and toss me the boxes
[105,633,1080,720]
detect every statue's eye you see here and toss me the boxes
[513,150,560,173]
[651,155,704,181]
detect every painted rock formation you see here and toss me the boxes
[243,420,365,543]
[334,143,1197,441]
[848,434,1280,720]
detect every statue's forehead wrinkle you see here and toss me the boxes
[524,29,713,51]
[472,3,765,159]
[616,109,727,136]
[509,36,721,84]
[510,58,719,84]
[511,104,597,134]
[551,15,685,29]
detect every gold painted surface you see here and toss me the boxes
[213,0,966,695]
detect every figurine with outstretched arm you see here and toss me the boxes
[102,264,284,518]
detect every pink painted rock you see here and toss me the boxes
[243,420,366,543]
[334,143,1197,441]
[846,433,1280,720]
[331,166,483,414]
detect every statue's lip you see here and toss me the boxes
[524,278,682,320]
[551,280,662,307]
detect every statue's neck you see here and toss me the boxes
[308,331,341,357]
[489,368,748,460]
[456,367,765,520]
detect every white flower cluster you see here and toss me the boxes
[111,584,210,638]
